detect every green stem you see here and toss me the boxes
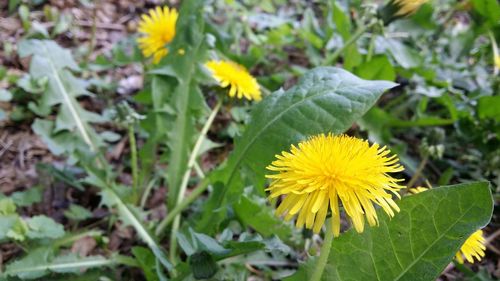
[407,154,429,188]
[323,21,376,66]
[310,219,334,281]
[85,5,97,64]
[168,99,222,263]
[366,32,376,62]
[129,123,139,202]
[155,177,210,236]
[53,230,102,248]
[140,178,157,209]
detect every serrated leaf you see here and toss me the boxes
[2,247,54,279]
[18,39,103,157]
[2,249,118,280]
[286,182,493,281]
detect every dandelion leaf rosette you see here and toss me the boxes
[286,182,493,281]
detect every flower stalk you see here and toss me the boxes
[128,123,139,202]
[310,219,334,281]
[323,21,377,66]
[167,99,223,262]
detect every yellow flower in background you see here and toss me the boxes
[455,230,486,264]
[408,186,429,194]
[266,134,405,236]
[408,187,487,264]
[495,55,500,69]
[394,0,428,16]
[205,60,262,101]
[137,7,178,64]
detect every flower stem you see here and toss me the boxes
[310,219,334,281]
[128,123,139,203]
[156,178,210,237]
[407,154,429,188]
[323,21,376,66]
[167,99,222,263]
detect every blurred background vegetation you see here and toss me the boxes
[0,0,499,280]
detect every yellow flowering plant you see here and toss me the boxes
[3,0,496,280]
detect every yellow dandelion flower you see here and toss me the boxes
[205,60,261,101]
[266,134,405,236]
[393,0,428,16]
[455,230,486,264]
[137,7,178,64]
[495,55,500,69]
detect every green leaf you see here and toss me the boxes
[0,198,16,215]
[18,39,104,158]
[2,249,120,280]
[2,247,54,279]
[355,55,396,81]
[64,204,93,221]
[376,37,422,69]
[233,195,293,239]
[132,247,160,281]
[471,0,500,25]
[477,95,500,121]
[26,215,65,239]
[99,187,173,273]
[286,182,493,281]
[10,186,43,207]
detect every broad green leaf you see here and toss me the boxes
[18,39,104,158]
[471,0,500,25]
[233,195,293,239]
[26,215,65,239]
[376,37,423,69]
[132,247,160,281]
[2,249,120,280]
[10,186,43,207]
[355,55,396,81]
[477,96,500,121]
[178,228,289,262]
[286,182,493,281]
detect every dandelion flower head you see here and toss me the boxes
[137,7,178,64]
[205,60,261,101]
[266,134,405,236]
[455,230,486,264]
[393,0,428,16]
